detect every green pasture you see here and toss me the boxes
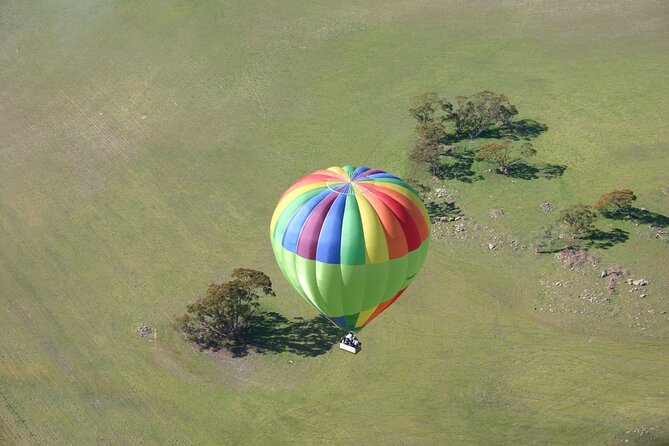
[1,0,667,444]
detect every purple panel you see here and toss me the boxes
[296,190,338,259]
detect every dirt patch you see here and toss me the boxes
[601,266,625,294]
[555,248,600,269]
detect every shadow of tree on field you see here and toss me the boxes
[228,312,340,358]
[538,163,567,179]
[586,228,629,249]
[607,207,669,228]
[506,163,567,180]
[432,150,482,183]
[460,119,549,142]
[426,200,462,223]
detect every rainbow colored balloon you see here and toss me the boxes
[270,165,430,331]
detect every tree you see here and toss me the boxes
[177,268,275,348]
[558,204,596,238]
[408,121,457,172]
[447,91,518,139]
[475,140,536,174]
[594,189,637,217]
[408,137,442,171]
[409,92,440,125]
[409,92,452,125]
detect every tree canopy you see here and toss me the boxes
[447,91,518,139]
[409,92,445,125]
[475,140,536,174]
[559,204,597,238]
[594,189,637,216]
[177,268,275,348]
[408,120,453,172]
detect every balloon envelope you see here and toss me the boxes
[270,165,430,331]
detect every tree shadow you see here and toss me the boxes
[426,200,462,223]
[447,119,548,144]
[479,119,549,141]
[507,163,539,180]
[506,162,567,180]
[608,207,669,228]
[586,228,629,249]
[538,163,567,179]
[432,150,482,182]
[228,312,341,358]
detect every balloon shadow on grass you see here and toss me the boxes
[228,312,341,358]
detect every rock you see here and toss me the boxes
[640,294,647,298]
[488,243,496,250]
[632,278,648,286]
[489,209,504,218]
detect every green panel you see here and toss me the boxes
[349,260,391,314]
[315,261,345,317]
[343,313,359,329]
[340,194,365,265]
[338,260,367,314]
[405,240,429,287]
[295,255,328,314]
[378,253,409,309]
[273,239,307,300]
[342,165,356,178]
[272,239,430,323]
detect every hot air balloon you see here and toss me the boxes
[269,165,430,333]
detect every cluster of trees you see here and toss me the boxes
[408,91,525,175]
[176,268,275,348]
[559,189,637,237]
[537,189,638,252]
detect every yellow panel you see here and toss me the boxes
[354,191,389,263]
[326,166,348,177]
[355,306,377,328]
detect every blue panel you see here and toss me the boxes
[331,316,347,327]
[351,166,371,179]
[282,189,332,252]
[315,188,348,263]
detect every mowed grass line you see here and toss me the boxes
[1,0,668,444]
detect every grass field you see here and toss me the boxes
[1,1,668,444]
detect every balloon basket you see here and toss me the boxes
[339,342,361,354]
